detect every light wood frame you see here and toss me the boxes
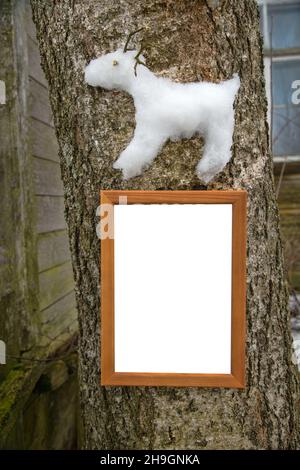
[100,190,247,388]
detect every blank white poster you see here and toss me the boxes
[114,204,232,374]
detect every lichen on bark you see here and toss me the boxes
[31,0,300,449]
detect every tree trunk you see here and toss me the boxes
[31,0,299,449]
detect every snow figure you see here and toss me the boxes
[85,30,240,183]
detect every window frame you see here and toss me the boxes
[258,0,300,161]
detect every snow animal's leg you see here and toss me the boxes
[196,115,235,184]
[113,125,166,179]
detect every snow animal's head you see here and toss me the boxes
[85,49,145,91]
[85,28,146,92]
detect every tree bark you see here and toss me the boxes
[31,0,300,449]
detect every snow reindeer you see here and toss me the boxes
[85,29,240,183]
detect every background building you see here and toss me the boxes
[259,0,300,293]
[0,0,78,449]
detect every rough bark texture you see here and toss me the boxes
[31,0,300,449]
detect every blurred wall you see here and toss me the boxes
[0,0,78,449]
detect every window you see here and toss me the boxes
[272,60,300,155]
[259,0,300,159]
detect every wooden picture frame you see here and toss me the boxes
[100,190,247,388]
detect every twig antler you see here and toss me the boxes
[123,28,144,53]
[134,42,146,76]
